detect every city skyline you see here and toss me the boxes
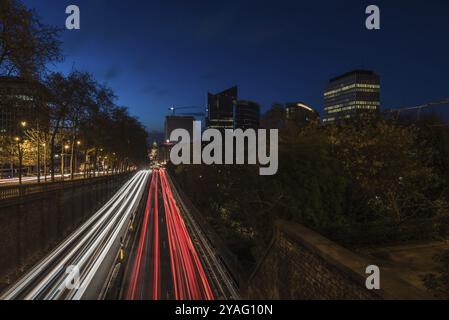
[2,0,449,304]
[21,0,449,131]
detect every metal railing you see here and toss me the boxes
[0,172,133,201]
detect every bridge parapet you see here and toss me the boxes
[245,220,432,300]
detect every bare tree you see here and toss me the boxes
[0,0,62,79]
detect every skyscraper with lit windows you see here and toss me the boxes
[0,77,40,135]
[323,70,380,124]
[206,86,238,130]
[233,100,260,130]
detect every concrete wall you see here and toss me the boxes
[245,220,431,300]
[0,173,132,291]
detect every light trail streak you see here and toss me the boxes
[0,170,151,300]
[0,172,108,185]
[152,170,160,300]
[159,169,214,300]
[126,169,214,300]
[126,171,157,300]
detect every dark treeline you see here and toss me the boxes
[0,0,148,181]
[171,108,449,284]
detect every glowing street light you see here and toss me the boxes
[20,121,27,128]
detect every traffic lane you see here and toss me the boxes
[126,170,174,300]
[165,171,239,300]
[126,171,159,300]
[0,171,149,300]
[159,169,214,300]
[125,169,214,300]
[33,171,149,300]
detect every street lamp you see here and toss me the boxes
[61,144,70,180]
[20,121,27,128]
[74,141,82,176]
[42,143,47,182]
[14,136,23,185]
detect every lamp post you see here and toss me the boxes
[43,143,47,182]
[61,144,70,181]
[15,137,23,186]
[17,121,27,186]
[73,140,81,179]
[100,148,104,175]
[104,156,109,175]
[36,121,41,184]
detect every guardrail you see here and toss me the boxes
[0,171,136,288]
[0,172,134,201]
[167,170,244,288]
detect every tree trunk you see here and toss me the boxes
[83,149,87,178]
[18,144,23,185]
[37,140,41,183]
[61,144,64,181]
[93,149,98,177]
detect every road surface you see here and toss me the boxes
[0,168,239,300]
[122,169,239,300]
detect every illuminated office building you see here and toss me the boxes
[285,102,320,126]
[323,70,380,124]
[0,77,37,135]
[206,86,238,130]
[233,100,260,130]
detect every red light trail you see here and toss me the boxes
[126,169,214,300]
[127,171,156,300]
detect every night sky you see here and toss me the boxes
[24,0,449,132]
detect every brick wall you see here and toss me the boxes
[245,220,431,300]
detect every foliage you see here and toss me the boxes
[0,0,62,79]
[0,1,149,179]
[423,250,449,299]
[172,109,449,264]
[43,71,149,178]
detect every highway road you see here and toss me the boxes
[122,169,239,300]
[0,167,239,300]
[0,170,150,300]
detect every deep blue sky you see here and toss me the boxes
[24,0,449,131]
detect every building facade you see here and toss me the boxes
[233,100,260,130]
[206,86,238,130]
[164,115,195,143]
[285,102,320,126]
[0,77,38,135]
[323,70,380,124]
